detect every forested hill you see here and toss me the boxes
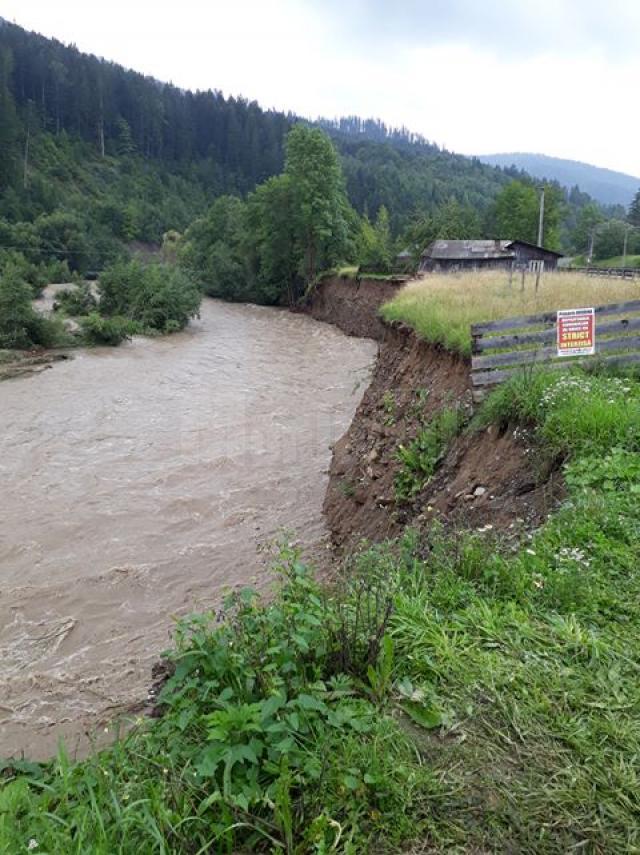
[0,18,601,268]
[478,153,639,208]
[0,19,290,194]
[1,21,531,236]
[318,117,516,232]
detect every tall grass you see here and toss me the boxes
[380,270,640,356]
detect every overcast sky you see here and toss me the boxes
[3,0,639,176]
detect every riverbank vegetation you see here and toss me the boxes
[3,365,639,852]
[0,258,201,354]
[381,270,640,356]
[0,262,69,349]
[179,125,354,305]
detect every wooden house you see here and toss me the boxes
[419,239,563,273]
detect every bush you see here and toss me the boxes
[55,282,98,316]
[1,546,432,853]
[0,263,62,349]
[98,260,201,332]
[0,265,37,349]
[80,312,133,346]
[0,247,70,297]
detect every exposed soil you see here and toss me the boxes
[308,276,563,551]
[305,275,404,340]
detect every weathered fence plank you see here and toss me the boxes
[470,299,640,393]
[472,352,640,388]
[471,300,640,336]
[570,267,640,279]
[474,315,640,353]
[472,334,640,371]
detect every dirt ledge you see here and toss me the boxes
[305,276,563,551]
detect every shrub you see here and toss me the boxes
[55,282,98,316]
[0,265,37,349]
[0,263,63,349]
[80,312,133,346]
[0,248,70,297]
[1,545,432,853]
[98,260,201,332]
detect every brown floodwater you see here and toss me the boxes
[0,299,376,759]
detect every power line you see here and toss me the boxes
[0,240,119,261]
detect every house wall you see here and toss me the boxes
[510,244,560,270]
[420,257,513,273]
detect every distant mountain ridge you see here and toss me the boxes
[478,153,639,208]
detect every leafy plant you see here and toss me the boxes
[98,259,201,333]
[366,634,395,705]
[0,262,62,349]
[382,390,396,425]
[80,312,133,345]
[394,406,465,501]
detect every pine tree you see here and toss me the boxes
[628,189,640,227]
[0,45,19,190]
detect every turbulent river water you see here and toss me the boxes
[0,299,376,759]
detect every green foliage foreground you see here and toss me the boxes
[0,262,67,349]
[2,368,640,853]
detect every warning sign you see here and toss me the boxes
[557,308,595,357]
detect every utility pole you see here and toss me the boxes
[622,226,630,269]
[537,188,545,247]
[588,228,595,265]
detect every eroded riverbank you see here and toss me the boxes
[0,299,376,759]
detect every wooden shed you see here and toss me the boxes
[419,239,563,273]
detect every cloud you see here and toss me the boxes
[315,0,640,59]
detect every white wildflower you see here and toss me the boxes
[28,841,38,852]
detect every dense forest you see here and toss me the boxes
[0,17,639,317]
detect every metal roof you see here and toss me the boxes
[506,239,564,257]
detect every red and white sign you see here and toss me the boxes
[557,308,595,357]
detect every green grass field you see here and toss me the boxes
[571,254,640,269]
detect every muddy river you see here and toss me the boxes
[0,299,376,759]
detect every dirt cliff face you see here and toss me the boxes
[308,276,563,552]
[305,275,403,340]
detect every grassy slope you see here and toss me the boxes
[592,255,640,269]
[380,270,640,356]
[571,255,640,268]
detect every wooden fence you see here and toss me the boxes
[471,299,640,396]
[570,266,640,280]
